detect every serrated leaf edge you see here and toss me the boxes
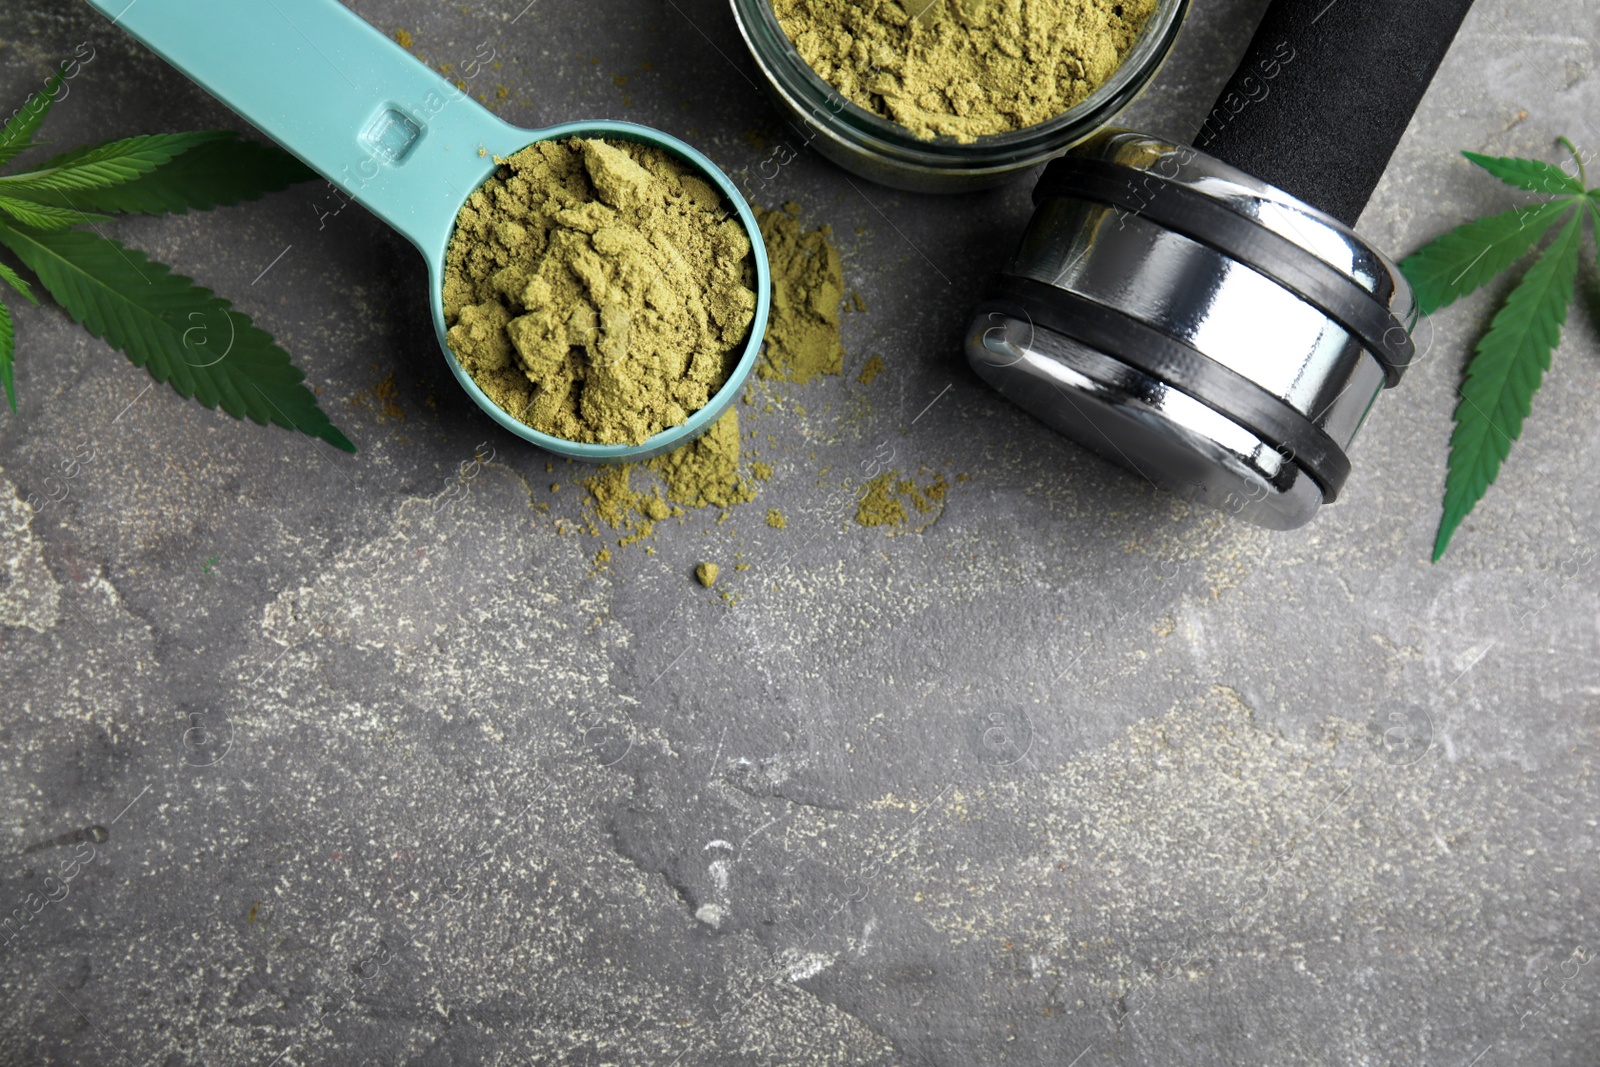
[0,295,13,412]
[0,67,65,169]
[0,221,356,452]
[1462,149,1586,195]
[1401,199,1577,316]
[0,258,38,305]
[1432,213,1584,560]
[0,132,233,196]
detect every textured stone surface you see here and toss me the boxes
[1,0,1597,1064]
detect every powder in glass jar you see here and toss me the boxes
[772,0,1157,143]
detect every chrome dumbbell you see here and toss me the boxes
[968,0,1477,529]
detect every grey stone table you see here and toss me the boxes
[2,0,1597,1064]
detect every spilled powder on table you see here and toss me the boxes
[572,201,848,550]
[648,407,755,509]
[579,406,756,547]
[855,469,948,531]
[755,202,845,384]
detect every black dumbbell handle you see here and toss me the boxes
[1197,0,1476,227]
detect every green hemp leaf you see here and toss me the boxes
[1400,137,1596,560]
[0,63,353,452]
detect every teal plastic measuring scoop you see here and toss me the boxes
[84,0,771,462]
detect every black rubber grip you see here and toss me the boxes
[1196,0,1476,227]
[1032,156,1414,385]
[984,276,1352,500]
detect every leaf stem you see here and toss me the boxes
[1558,136,1587,190]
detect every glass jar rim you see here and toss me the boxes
[730,0,1189,167]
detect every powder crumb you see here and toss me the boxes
[585,465,641,530]
[594,547,612,566]
[695,562,719,587]
[443,136,758,445]
[766,508,787,529]
[752,461,774,481]
[735,562,750,572]
[857,355,884,386]
[394,28,414,49]
[856,469,948,529]
[851,291,868,312]
[374,373,404,421]
[755,203,844,383]
[855,472,905,528]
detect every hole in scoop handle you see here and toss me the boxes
[82,0,526,257]
[1195,0,1477,227]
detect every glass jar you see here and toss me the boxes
[729,0,1189,193]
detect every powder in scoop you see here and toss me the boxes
[443,137,758,444]
[773,0,1157,142]
[755,203,844,383]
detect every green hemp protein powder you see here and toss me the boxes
[772,0,1157,142]
[443,137,758,445]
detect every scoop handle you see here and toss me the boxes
[81,0,531,258]
[1195,0,1476,227]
